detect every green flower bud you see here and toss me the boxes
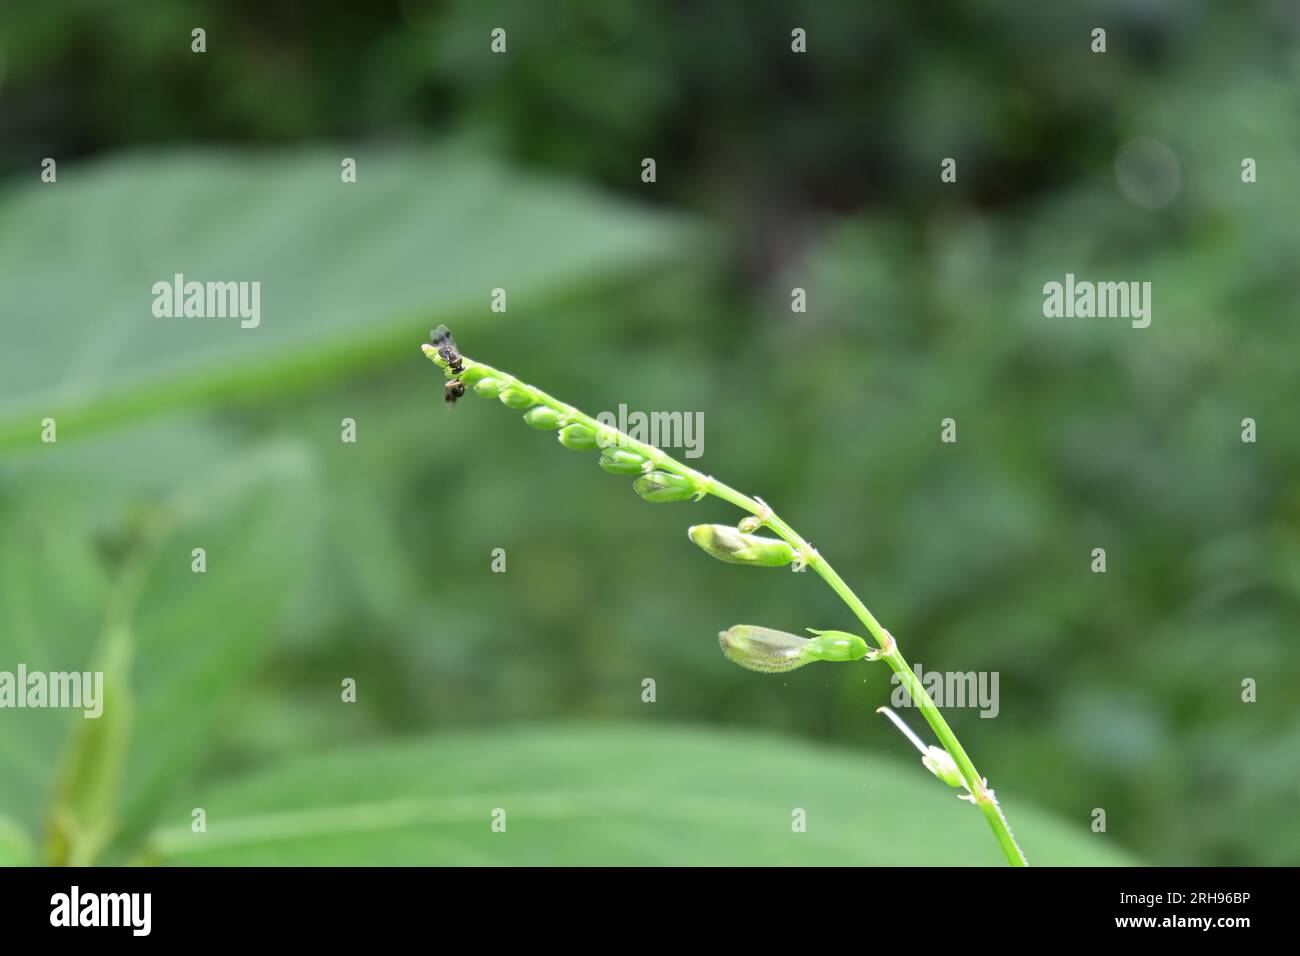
[523,406,563,430]
[633,471,697,503]
[922,746,965,788]
[718,625,819,674]
[803,628,871,662]
[459,366,490,386]
[599,448,648,475]
[499,387,535,409]
[558,424,598,450]
[687,524,794,567]
[737,514,765,533]
[473,377,506,398]
[718,625,872,675]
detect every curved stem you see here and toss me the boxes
[426,345,1028,866]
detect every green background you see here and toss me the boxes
[1,1,1296,866]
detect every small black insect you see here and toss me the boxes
[430,324,464,375]
[445,379,466,406]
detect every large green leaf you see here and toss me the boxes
[149,724,1135,866]
[0,143,694,452]
[0,435,321,861]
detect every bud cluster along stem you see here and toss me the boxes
[422,338,1027,866]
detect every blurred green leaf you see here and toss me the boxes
[108,442,323,854]
[0,439,321,861]
[0,816,36,867]
[0,143,695,453]
[47,624,133,865]
[149,724,1133,865]
[0,493,111,837]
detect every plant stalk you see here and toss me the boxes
[425,345,1028,866]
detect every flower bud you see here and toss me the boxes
[558,424,598,450]
[737,515,765,533]
[523,406,562,430]
[633,471,697,503]
[473,377,506,398]
[718,625,819,674]
[599,448,648,475]
[499,387,534,409]
[803,629,870,662]
[922,746,965,788]
[459,366,490,386]
[718,625,872,675]
[687,524,794,567]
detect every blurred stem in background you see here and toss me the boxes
[424,339,1028,866]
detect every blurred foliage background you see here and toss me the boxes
[1,1,1297,866]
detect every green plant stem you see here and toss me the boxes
[425,346,1028,866]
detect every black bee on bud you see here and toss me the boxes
[430,325,466,406]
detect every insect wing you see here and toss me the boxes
[430,325,456,350]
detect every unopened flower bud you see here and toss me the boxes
[922,746,965,788]
[718,625,819,674]
[558,424,598,449]
[803,628,870,662]
[737,515,765,533]
[599,448,648,475]
[473,378,506,398]
[633,471,697,503]
[688,524,794,567]
[499,387,535,409]
[523,406,562,430]
[459,366,490,386]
